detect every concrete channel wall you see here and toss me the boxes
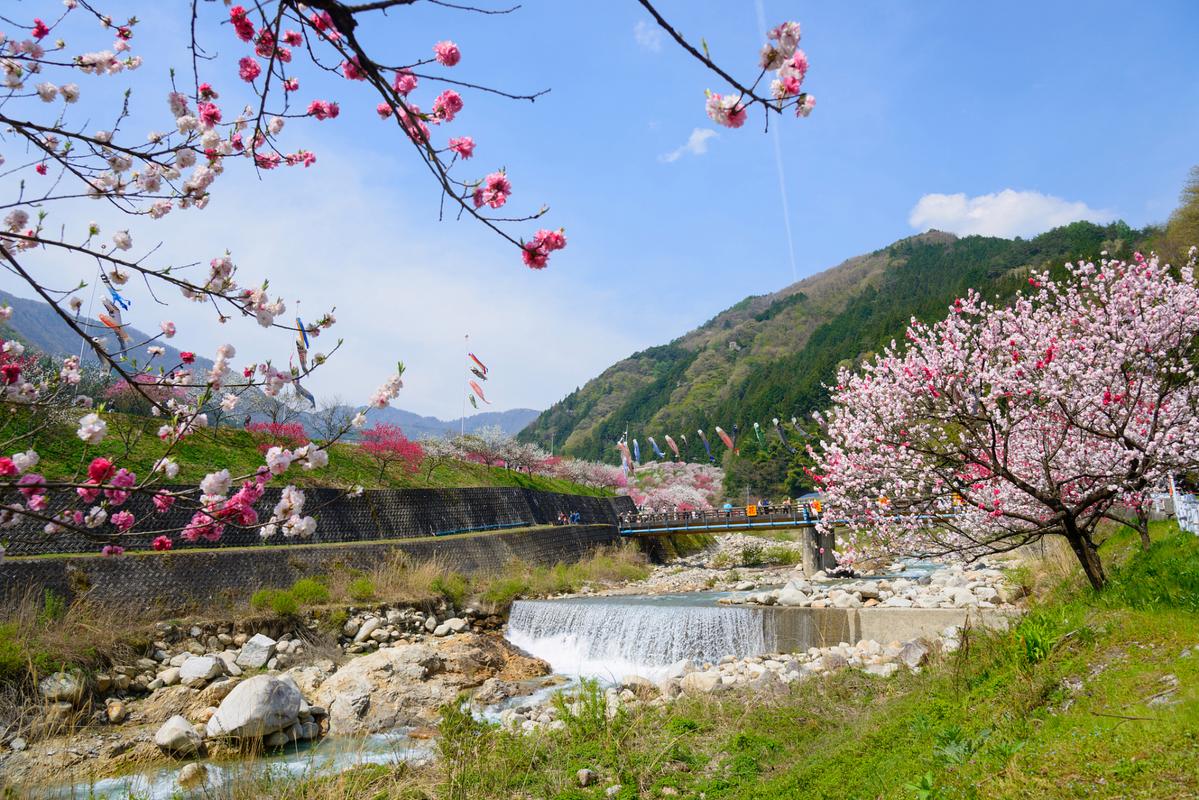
[762,606,1015,651]
[0,524,624,613]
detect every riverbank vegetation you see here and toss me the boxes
[231,522,1198,800]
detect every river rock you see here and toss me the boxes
[105,698,127,724]
[39,671,85,704]
[947,588,978,608]
[434,623,451,637]
[864,663,898,678]
[899,641,929,669]
[680,671,721,695]
[178,762,207,789]
[236,634,277,670]
[155,715,203,756]
[821,653,848,672]
[446,617,469,633]
[578,768,597,787]
[206,674,301,739]
[180,656,224,687]
[776,585,810,607]
[283,661,337,696]
[354,618,381,644]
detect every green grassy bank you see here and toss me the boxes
[235,523,1198,800]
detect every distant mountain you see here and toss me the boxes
[363,405,541,439]
[519,221,1148,483]
[0,287,537,439]
[0,288,213,371]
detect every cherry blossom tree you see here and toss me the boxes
[0,2,814,555]
[359,423,423,480]
[814,249,1199,590]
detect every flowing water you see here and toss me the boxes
[506,591,772,682]
[45,729,433,800]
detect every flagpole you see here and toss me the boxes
[461,333,469,437]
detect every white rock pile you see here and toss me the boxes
[494,631,958,735]
[730,563,1022,610]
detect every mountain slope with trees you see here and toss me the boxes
[520,221,1150,496]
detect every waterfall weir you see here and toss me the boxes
[506,593,775,682]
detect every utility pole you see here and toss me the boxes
[460,333,469,437]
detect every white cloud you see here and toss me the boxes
[908,189,1114,238]
[660,128,719,163]
[633,20,663,52]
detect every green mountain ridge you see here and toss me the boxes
[520,221,1147,490]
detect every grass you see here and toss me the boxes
[1,407,612,496]
[223,523,1199,800]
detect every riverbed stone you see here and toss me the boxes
[446,617,469,633]
[39,671,85,705]
[236,634,277,670]
[680,671,721,695]
[179,656,224,687]
[354,618,381,644]
[206,674,302,739]
[155,715,203,756]
[177,762,207,789]
[899,641,929,669]
[577,768,597,787]
[776,586,810,607]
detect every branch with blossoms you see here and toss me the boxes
[0,1,817,555]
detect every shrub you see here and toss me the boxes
[291,577,331,606]
[740,543,765,567]
[251,588,299,616]
[762,545,803,566]
[1015,613,1061,665]
[348,577,376,603]
[430,573,469,608]
[38,589,67,624]
[481,575,530,606]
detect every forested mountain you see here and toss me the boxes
[519,221,1149,495]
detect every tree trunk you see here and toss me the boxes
[1063,520,1106,590]
[1135,507,1151,551]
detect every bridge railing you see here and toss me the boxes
[619,504,824,533]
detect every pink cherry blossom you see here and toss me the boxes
[110,510,136,532]
[392,69,418,96]
[432,90,463,123]
[448,136,475,159]
[307,100,339,121]
[152,535,173,551]
[237,56,261,82]
[472,171,511,209]
[433,40,461,67]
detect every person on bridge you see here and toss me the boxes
[722,502,733,518]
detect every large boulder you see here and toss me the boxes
[155,715,203,756]
[899,641,930,670]
[315,636,549,735]
[206,674,301,739]
[235,634,277,670]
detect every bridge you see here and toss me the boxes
[619,504,831,536]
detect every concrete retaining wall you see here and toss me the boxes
[764,606,1015,652]
[2,487,636,556]
[0,524,623,614]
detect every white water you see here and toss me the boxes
[506,594,773,682]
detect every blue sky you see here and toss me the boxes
[3,0,1198,419]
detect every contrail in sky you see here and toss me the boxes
[755,0,799,285]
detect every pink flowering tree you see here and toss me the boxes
[625,461,724,511]
[814,249,1199,590]
[0,2,814,555]
[360,423,424,481]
